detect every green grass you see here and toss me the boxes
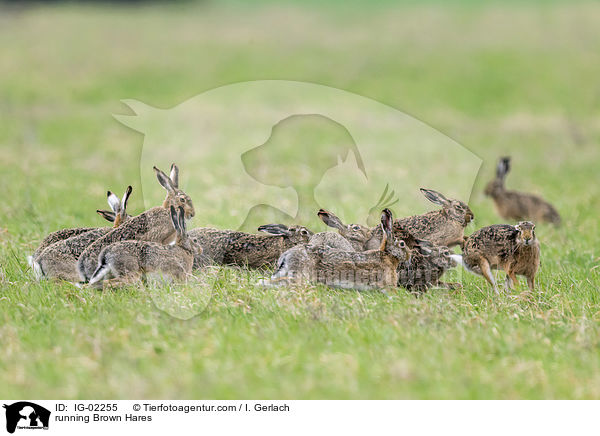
[1,1,600,399]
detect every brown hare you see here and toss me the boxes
[366,189,473,250]
[399,243,458,292]
[78,164,195,281]
[485,156,561,225]
[188,224,313,269]
[456,221,540,293]
[318,208,457,291]
[32,186,133,282]
[28,186,132,267]
[89,206,202,288]
[260,209,411,291]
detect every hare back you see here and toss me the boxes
[463,224,519,269]
[102,241,193,278]
[32,227,98,260]
[493,190,560,224]
[396,211,464,247]
[189,228,290,268]
[311,247,399,289]
[79,207,174,280]
[309,232,355,251]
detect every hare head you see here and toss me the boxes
[420,188,474,226]
[484,156,510,197]
[418,244,456,269]
[96,185,133,227]
[515,221,537,246]
[380,208,410,262]
[258,224,313,241]
[317,209,372,249]
[154,164,195,219]
[170,205,202,255]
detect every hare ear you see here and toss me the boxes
[514,222,522,231]
[107,191,121,213]
[257,224,291,236]
[497,157,511,179]
[178,206,186,234]
[97,209,116,222]
[379,208,394,250]
[121,186,132,214]
[169,205,180,232]
[119,185,133,218]
[154,166,175,194]
[420,188,449,207]
[317,209,345,230]
[381,208,393,232]
[170,164,179,188]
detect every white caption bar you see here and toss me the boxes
[1,400,597,435]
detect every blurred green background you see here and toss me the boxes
[0,0,599,399]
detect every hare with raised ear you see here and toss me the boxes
[78,164,195,281]
[89,206,202,288]
[188,224,313,269]
[28,187,132,267]
[368,188,474,250]
[318,208,457,291]
[317,209,374,251]
[32,186,133,282]
[485,157,561,225]
[261,209,411,291]
[454,221,540,294]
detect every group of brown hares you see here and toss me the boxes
[29,157,560,294]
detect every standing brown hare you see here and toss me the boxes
[456,221,540,293]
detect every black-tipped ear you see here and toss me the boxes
[97,209,116,222]
[497,157,511,179]
[154,166,175,193]
[178,205,186,234]
[317,209,345,230]
[170,164,179,188]
[381,208,393,235]
[169,205,179,232]
[257,224,291,236]
[420,188,448,207]
[121,185,132,215]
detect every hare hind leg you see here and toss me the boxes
[526,275,535,292]
[479,258,498,294]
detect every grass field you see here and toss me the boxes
[1,0,600,399]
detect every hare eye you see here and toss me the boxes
[179,197,186,203]
[399,241,406,248]
[352,225,361,231]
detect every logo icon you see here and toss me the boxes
[3,402,50,434]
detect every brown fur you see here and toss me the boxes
[485,157,561,225]
[30,187,132,263]
[461,221,540,293]
[32,187,133,282]
[78,165,195,281]
[261,209,411,290]
[89,206,202,288]
[189,225,313,269]
[319,208,458,291]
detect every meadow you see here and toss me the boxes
[1,0,599,399]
